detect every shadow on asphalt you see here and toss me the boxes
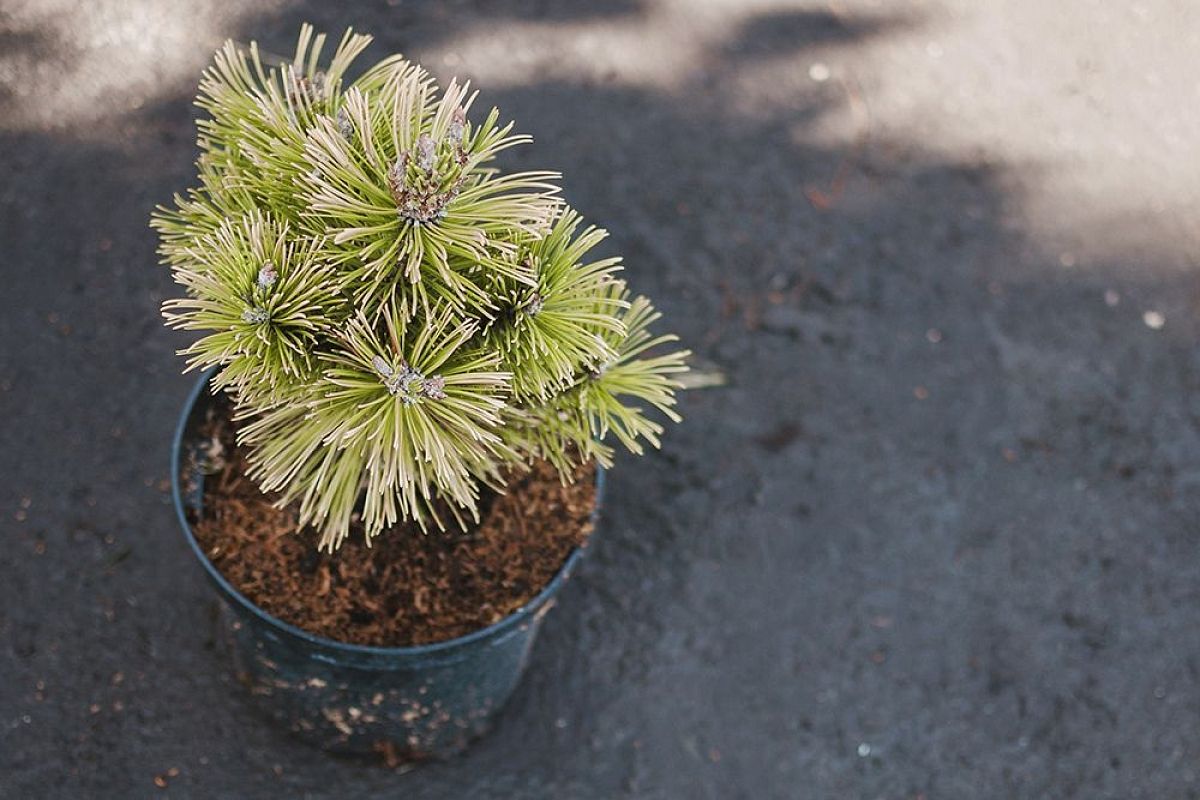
[2,1,1197,798]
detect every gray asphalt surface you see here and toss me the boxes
[2,1,1199,797]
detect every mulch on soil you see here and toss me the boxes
[189,405,597,647]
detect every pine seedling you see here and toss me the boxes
[155,25,689,550]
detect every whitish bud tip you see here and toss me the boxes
[335,106,353,139]
[447,108,466,144]
[372,356,445,402]
[421,376,447,400]
[291,70,327,103]
[242,307,268,325]
[257,264,278,289]
[415,134,436,171]
[387,158,404,184]
[371,355,393,378]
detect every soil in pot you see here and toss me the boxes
[187,397,597,647]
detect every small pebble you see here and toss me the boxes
[808,63,831,82]
[857,743,872,757]
[1104,289,1120,307]
[1143,310,1165,330]
[925,328,943,343]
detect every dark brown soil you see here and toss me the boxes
[189,405,596,647]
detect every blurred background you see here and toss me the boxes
[2,1,1199,797]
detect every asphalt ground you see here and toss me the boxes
[2,1,1199,797]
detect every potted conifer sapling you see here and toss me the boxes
[155,26,688,758]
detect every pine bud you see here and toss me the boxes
[397,366,425,404]
[415,134,436,171]
[257,264,278,289]
[335,106,353,140]
[373,356,435,402]
[371,355,394,379]
[421,375,447,400]
[446,108,466,145]
[291,69,327,105]
[387,158,406,198]
[242,307,269,325]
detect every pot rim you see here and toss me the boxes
[170,369,604,658]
